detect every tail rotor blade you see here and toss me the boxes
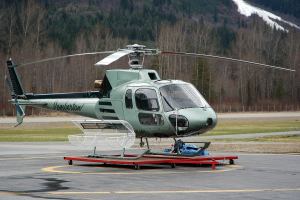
[161,51,295,72]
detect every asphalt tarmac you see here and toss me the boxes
[0,143,299,200]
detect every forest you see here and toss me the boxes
[0,0,299,116]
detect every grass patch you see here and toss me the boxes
[206,120,300,136]
[0,127,80,142]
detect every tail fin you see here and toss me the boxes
[6,59,24,96]
[6,59,26,126]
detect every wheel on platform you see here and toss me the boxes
[134,164,140,170]
[229,159,234,165]
[68,160,73,165]
[140,140,145,147]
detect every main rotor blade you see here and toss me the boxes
[161,51,296,72]
[16,51,115,67]
[94,49,134,66]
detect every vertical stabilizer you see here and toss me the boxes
[6,59,24,96]
[6,59,26,126]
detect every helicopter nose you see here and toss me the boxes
[186,108,217,131]
[169,107,217,135]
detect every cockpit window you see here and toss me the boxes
[159,84,209,111]
[125,89,133,109]
[135,88,159,111]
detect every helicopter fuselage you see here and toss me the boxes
[16,68,217,138]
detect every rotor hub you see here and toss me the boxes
[124,44,160,69]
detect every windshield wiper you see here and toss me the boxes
[160,93,174,110]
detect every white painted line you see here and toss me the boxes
[48,188,300,195]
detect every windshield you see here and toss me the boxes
[159,84,210,111]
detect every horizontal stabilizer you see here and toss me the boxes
[10,101,47,106]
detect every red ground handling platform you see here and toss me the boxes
[64,154,238,170]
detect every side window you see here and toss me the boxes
[135,88,159,111]
[139,113,164,126]
[125,89,133,109]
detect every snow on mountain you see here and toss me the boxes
[232,0,300,32]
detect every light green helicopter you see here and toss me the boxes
[6,44,295,147]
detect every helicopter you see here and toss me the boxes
[5,44,295,147]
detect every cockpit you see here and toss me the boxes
[123,81,216,137]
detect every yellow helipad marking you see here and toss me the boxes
[48,188,300,195]
[0,191,22,196]
[42,164,242,175]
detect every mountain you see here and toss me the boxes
[247,0,300,19]
[232,0,300,31]
[0,0,299,116]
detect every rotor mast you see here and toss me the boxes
[123,44,160,69]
